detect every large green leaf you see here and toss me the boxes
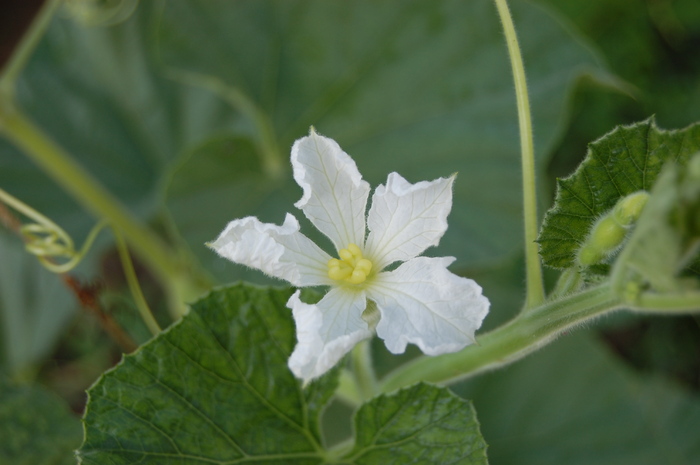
[79,284,331,464]
[79,283,487,464]
[538,118,700,269]
[0,2,241,239]
[453,331,700,464]
[0,379,82,465]
[0,233,75,376]
[539,0,700,128]
[161,0,618,279]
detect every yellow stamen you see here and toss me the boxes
[327,243,373,285]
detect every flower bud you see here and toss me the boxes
[576,191,649,267]
[612,191,649,226]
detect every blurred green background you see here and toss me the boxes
[1,0,699,463]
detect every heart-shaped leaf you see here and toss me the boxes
[79,283,487,464]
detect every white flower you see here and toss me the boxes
[210,129,489,383]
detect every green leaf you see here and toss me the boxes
[453,331,700,465]
[79,283,488,464]
[160,0,618,278]
[538,118,700,269]
[167,136,277,282]
[0,2,241,240]
[0,232,76,376]
[0,380,82,465]
[79,283,333,464]
[345,383,487,465]
[538,0,700,128]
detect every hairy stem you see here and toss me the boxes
[379,284,620,393]
[493,0,544,308]
[633,290,700,313]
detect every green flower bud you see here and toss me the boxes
[577,191,650,267]
[612,191,649,226]
[577,242,607,266]
[590,215,627,250]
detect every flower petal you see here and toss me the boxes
[287,288,371,382]
[367,256,489,355]
[209,214,332,286]
[291,129,370,251]
[365,172,454,269]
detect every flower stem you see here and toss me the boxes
[493,0,544,308]
[379,283,620,393]
[351,340,378,401]
[114,228,162,336]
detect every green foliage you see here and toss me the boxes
[79,284,487,464]
[160,0,616,278]
[0,233,75,376]
[80,284,330,464]
[453,331,700,465]
[0,379,82,465]
[1,1,699,463]
[0,1,239,239]
[538,118,700,269]
[348,384,487,464]
[539,0,700,128]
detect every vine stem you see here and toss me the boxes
[0,109,206,317]
[494,0,544,308]
[376,284,700,397]
[0,0,211,318]
[114,228,162,336]
[379,283,621,394]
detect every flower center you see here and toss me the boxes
[327,243,373,285]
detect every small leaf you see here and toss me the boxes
[345,383,487,465]
[79,284,336,464]
[0,380,82,465]
[538,118,700,269]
